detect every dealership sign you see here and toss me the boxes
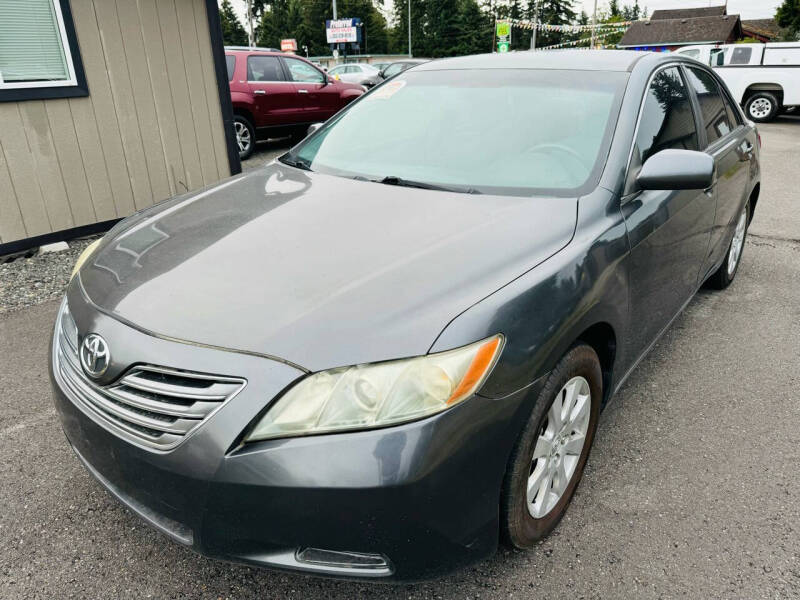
[280,38,297,52]
[326,18,361,44]
[496,21,511,53]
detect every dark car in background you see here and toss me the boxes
[54,50,759,581]
[379,58,429,79]
[225,48,364,159]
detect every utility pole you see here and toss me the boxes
[408,0,412,57]
[590,0,598,48]
[245,0,255,47]
[530,1,538,50]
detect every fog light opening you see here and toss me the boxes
[295,547,390,570]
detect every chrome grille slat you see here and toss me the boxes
[119,372,237,401]
[53,302,246,451]
[105,386,224,419]
[58,347,197,435]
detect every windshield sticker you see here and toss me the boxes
[368,79,406,100]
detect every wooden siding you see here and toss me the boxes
[0,0,231,245]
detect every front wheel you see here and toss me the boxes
[501,344,602,548]
[745,92,779,123]
[707,202,749,289]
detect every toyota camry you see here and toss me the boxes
[51,50,760,581]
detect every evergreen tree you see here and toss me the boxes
[427,0,464,56]
[219,0,248,46]
[535,0,576,47]
[776,0,800,40]
[390,0,428,55]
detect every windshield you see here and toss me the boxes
[282,69,627,196]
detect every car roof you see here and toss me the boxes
[224,46,282,53]
[414,50,647,72]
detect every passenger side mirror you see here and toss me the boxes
[307,122,323,137]
[637,149,714,191]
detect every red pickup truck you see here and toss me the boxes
[226,48,365,159]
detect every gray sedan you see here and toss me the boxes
[52,50,759,581]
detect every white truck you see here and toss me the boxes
[674,42,800,122]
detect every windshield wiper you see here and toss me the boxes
[279,154,313,172]
[374,176,480,194]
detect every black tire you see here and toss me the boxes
[289,127,307,144]
[234,115,255,160]
[744,92,779,123]
[501,344,602,549]
[706,201,750,289]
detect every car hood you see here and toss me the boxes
[79,163,577,372]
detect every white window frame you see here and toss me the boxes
[0,0,78,90]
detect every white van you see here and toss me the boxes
[675,42,800,122]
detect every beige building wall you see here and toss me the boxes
[0,0,232,246]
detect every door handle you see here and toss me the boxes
[253,90,266,95]
[297,89,309,94]
[742,142,753,154]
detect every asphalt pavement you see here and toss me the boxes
[1,118,799,599]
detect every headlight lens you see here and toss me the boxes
[70,238,102,280]
[245,335,503,442]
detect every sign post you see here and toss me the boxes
[496,21,511,53]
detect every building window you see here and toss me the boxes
[0,0,88,101]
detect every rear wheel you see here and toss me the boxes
[501,344,601,548]
[707,202,749,289]
[745,92,779,123]
[234,115,255,160]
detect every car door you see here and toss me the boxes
[246,54,301,128]
[282,56,341,122]
[621,66,715,358]
[683,66,751,276]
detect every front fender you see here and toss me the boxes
[430,187,631,400]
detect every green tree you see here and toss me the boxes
[534,0,576,47]
[776,0,800,40]
[219,0,248,46]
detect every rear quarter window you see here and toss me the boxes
[729,47,752,65]
[225,55,235,81]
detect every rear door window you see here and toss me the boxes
[247,55,285,82]
[225,55,236,81]
[684,67,733,146]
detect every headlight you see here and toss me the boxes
[245,335,504,442]
[70,238,102,280]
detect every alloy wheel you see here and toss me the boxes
[527,376,591,519]
[235,121,251,154]
[727,206,748,276]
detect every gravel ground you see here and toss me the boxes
[0,237,98,315]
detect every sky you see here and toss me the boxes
[226,0,781,29]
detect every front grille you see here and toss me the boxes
[54,301,246,451]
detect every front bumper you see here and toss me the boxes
[51,286,540,581]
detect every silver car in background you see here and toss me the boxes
[328,62,382,87]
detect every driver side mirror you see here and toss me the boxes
[306,122,323,137]
[637,149,714,191]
